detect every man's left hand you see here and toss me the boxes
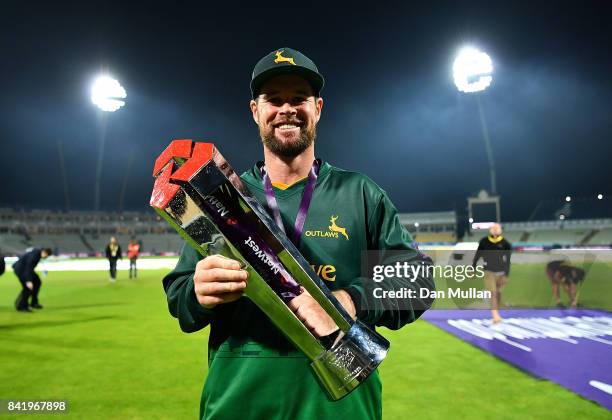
[288,289,356,337]
[332,289,357,320]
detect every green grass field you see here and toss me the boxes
[0,267,610,419]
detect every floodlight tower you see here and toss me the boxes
[91,75,127,213]
[453,47,497,195]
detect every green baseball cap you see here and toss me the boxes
[250,47,325,99]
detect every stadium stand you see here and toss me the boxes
[413,232,456,243]
[0,209,181,256]
[31,234,89,254]
[528,196,612,221]
[2,205,610,255]
[399,211,457,244]
[527,229,590,246]
[581,226,612,246]
[462,229,523,244]
[0,233,30,254]
[466,219,612,247]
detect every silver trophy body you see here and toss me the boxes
[151,139,389,400]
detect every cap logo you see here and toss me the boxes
[274,50,296,66]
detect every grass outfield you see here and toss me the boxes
[0,268,609,419]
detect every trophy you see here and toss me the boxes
[150,139,389,400]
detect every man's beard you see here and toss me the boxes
[260,123,317,158]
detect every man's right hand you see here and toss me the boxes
[194,255,248,309]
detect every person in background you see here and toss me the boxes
[472,223,512,324]
[13,247,52,312]
[546,260,585,309]
[0,251,5,277]
[105,237,122,282]
[128,239,141,279]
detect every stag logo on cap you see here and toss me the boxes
[274,50,296,65]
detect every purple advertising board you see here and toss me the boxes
[423,309,612,410]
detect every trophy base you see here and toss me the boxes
[311,320,389,401]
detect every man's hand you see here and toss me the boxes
[25,281,33,290]
[288,289,356,337]
[333,290,357,320]
[194,255,248,309]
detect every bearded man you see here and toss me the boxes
[162,47,434,419]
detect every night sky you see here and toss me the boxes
[1,1,611,221]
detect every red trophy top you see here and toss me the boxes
[150,139,215,209]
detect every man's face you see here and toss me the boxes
[250,75,323,158]
[489,224,502,237]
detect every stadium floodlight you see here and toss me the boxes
[565,196,572,202]
[453,47,493,93]
[91,74,126,212]
[91,75,127,112]
[454,46,497,196]
[597,194,603,200]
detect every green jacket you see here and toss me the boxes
[163,161,434,419]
